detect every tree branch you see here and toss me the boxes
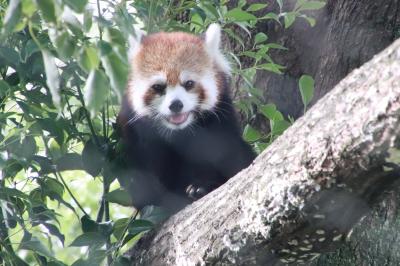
[126,39,400,265]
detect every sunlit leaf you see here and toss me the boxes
[100,49,129,102]
[1,0,22,36]
[54,31,75,59]
[79,45,100,73]
[21,0,36,16]
[83,69,109,117]
[41,50,61,108]
[63,0,87,13]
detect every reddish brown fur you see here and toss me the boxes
[144,90,157,106]
[132,32,211,86]
[194,84,206,103]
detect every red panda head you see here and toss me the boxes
[127,24,230,130]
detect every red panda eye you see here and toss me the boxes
[151,84,166,93]
[184,80,195,90]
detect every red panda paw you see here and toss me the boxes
[185,184,207,200]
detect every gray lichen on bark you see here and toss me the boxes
[126,39,400,266]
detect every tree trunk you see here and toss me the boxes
[125,38,400,266]
[252,0,400,119]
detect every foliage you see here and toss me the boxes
[0,0,324,264]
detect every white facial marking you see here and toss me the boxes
[159,86,197,116]
[199,71,218,110]
[180,70,219,111]
[129,73,166,116]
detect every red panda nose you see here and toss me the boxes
[169,100,183,113]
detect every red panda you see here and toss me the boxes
[117,24,255,213]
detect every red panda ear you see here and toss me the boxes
[204,24,231,75]
[128,26,146,60]
[205,23,221,53]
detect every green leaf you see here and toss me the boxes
[0,46,20,67]
[69,232,106,247]
[254,142,269,154]
[42,223,65,245]
[265,43,287,50]
[260,12,280,23]
[113,218,130,239]
[83,69,109,117]
[37,118,64,145]
[225,8,257,22]
[55,153,83,172]
[41,50,61,108]
[81,215,98,233]
[20,237,55,259]
[260,104,277,120]
[1,0,22,36]
[82,139,104,177]
[63,0,87,13]
[140,206,169,224]
[17,135,37,159]
[257,63,285,74]
[100,49,129,102]
[298,1,326,11]
[299,74,315,109]
[254,32,268,45]
[271,119,291,135]
[0,80,10,98]
[277,0,283,9]
[104,189,132,206]
[246,3,268,12]
[54,31,75,59]
[0,187,29,200]
[284,12,296,28]
[22,0,36,16]
[78,45,100,73]
[128,219,154,236]
[36,0,57,23]
[243,124,261,142]
[21,39,40,62]
[43,178,64,199]
[105,28,125,47]
[83,9,93,32]
[303,16,316,27]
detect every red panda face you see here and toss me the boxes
[127,24,230,130]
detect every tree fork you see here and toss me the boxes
[126,39,400,265]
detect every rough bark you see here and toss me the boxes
[125,38,400,266]
[250,0,400,119]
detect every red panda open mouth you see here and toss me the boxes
[167,112,190,125]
